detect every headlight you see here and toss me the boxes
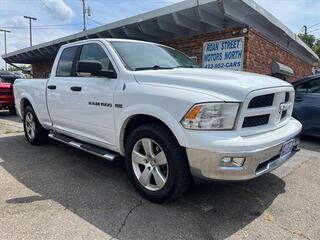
[181,102,240,130]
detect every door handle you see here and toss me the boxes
[47,85,56,90]
[295,97,303,102]
[70,86,82,92]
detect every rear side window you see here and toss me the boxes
[79,43,114,71]
[56,46,78,77]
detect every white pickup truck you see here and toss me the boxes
[14,39,301,203]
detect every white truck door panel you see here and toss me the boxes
[47,42,118,146]
[47,46,78,133]
[67,76,117,145]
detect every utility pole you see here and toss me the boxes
[24,16,37,46]
[0,29,10,70]
[82,0,87,31]
[303,25,308,36]
[81,0,91,31]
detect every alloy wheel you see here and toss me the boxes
[131,138,169,191]
[25,112,36,140]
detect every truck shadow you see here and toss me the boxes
[0,134,286,240]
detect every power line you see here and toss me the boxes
[0,23,82,28]
[88,18,104,26]
[1,26,81,30]
[308,22,320,30]
[308,27,320,34]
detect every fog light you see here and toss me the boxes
[221,157,245,167]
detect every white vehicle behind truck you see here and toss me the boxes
[14,39,301,203]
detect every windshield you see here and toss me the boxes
[110,41,198,71]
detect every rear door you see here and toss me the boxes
[47,45,79,134]
[294,78,320,135]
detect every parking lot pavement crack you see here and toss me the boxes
[115,200,143,238]
[281,158,311,180]
[275,224,311,240]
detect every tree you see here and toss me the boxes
[0,65,30,72]
[298,34,320,57]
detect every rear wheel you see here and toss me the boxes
[125,123,191,203]
[23,106,48,145]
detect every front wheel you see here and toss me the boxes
[125,123,192,203]
[23,106,48,145]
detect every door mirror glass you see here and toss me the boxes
[77,60,102,74]
[77,60,117,78]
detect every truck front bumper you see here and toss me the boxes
[185,118,302,181]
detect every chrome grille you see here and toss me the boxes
[281,110,287,119]
[248,94,274,108]
[238,87,294,135]
[285,92,290,102]
[242,114,270,128]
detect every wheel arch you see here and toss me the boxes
[118,111,187,156]
[20,97,33,118]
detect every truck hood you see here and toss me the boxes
[133,68,292,101]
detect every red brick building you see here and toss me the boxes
[2,0,319,82]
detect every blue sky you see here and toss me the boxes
[0,0,320,69]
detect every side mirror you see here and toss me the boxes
[77,60,101,74]
[77,60,117,79]
[96,69,117,79]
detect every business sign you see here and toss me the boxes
[202,37,244,71]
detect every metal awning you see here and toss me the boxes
[2,0,319,65]
[272,61,294,76]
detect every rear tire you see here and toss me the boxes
[23,106,48,145]
[125,123,192,203]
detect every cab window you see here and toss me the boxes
[56,46,78,77]
[79,43,114,73]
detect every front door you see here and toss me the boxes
[47,42,119,147]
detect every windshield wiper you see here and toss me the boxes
[175,65,196,68]
[134,65,174,71]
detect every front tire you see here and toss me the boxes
[125,123,191,203]
[23,106,48,145]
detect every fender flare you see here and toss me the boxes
[116,104,188,155]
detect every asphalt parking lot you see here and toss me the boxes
[0,110,319,240]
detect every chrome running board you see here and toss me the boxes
[48,132,118,161]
